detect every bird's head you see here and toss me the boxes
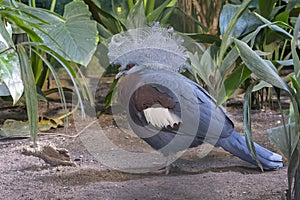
[109,24,188,79]
[115,63,142,79]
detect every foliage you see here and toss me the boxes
[0,0,98,144]
[234,13,300,200]
[84,0,177,41]
[83,0,179,109]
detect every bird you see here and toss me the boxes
[107,23,283,172]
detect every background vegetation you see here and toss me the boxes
[0,0,300,199]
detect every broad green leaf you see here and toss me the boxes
[219,4,262,38]
[267,123,296,158]
[0,49,23,104]
[233,38,290,92]
[258,0,277,18]
[16,2,64,24]
[223,64,251,99]
[274,11,290,24]
[217,0,252,67]
[0,16,23,103]
[18,45,38,145]
[0,20,14,48]
[38,1,98,66]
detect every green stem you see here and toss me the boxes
[31,0,36,8]
[128,0,134,10]
[50,0,56,12]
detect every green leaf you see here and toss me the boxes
[267,123,296,158]
[217,0,252,67]
[243,81,263,171]
[0,20,14,48]
[89,2,122,34]
[0,119,30,138]
[147,0,174,22]
[188,47,226,101]
[0,82,10,96]
[38,1,98,66]
[59,1,98,65]
[252,80,272,92]
[233,38,290,92]
[292,14,300,84]
[31,48,68,117]
[124,0,147,29]
[219,4,262,38]
[0,13,22,102]
[18,45,38,145]
[184,33,220,44]
[0,49,23,104]
[4,1,64,25]
[258,0,277,18]
[144,0,155,16]
[223,64,251,99]
[254,12,293,39]
[274,11,290,24]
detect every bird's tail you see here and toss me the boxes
[216,130,283,170]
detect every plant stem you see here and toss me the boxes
[50,0,56,12]
[31,0,36,8]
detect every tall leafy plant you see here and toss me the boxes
[0,0,98,145]
[234,13,300,200]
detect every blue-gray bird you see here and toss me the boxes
[108,24,283,171]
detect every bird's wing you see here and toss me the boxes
[130,83,181,129]
[118,69,234,151]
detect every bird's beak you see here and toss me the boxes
[115,70,125,79]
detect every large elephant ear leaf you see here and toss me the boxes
[37,1,99,66]
[233,38,290,93]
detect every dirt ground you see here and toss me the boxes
[0,79,290,200]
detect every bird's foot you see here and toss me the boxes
[148,164,176,175]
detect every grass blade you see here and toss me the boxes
[18,45,38,145]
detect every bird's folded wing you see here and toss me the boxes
[143,107,181,129]
[131,84,181,129]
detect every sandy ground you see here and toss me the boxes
[0,99,289,200]
[0,73,290,199]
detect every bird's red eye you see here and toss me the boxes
[126,64,134,70]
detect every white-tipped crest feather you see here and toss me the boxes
[108,23,187,72]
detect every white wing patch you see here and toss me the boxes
[143,107,181,128]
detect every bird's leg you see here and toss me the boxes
[149,154,177,175]
[148,163,176,175]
